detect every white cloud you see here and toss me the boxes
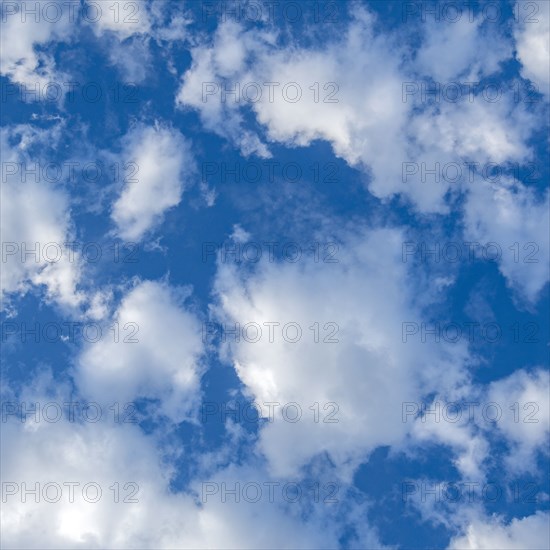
[414,17,511,81]
[176,21,272,158]
[0,0,74,90]
[104,36,152,83]
[212,225,471,479]
[0,125,84,310]
[2,5,548,548]
[177,8,541,218]
[111,124,195,242]
[411,418,489,481]
[230,224,251,244]
[409,96,536,166]
[76,280,205,423]
[463,177,549,303]
[177,9,547,307]
[0,424,354,549]
[405,367,550,480]
[448,511,550,550]
[0,371,384,549]
[515,0,550,97]
[86,0,151,39]
[486,368,550,473]
[85,1,192,83]
[1,411,188,549]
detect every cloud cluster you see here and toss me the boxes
[514,0,550,97]
[177,7,549,301]
[111,124,195,242]
[2,2,548,548]
[76,280,204,423]
[448,511,550,550]
[0,125,84,310]
[212,226,471,480]
[0,0,74,89]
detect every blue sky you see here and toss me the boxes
[0,0,549,548]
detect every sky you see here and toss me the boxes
[0,0,549,548]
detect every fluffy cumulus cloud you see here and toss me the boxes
[2,1,549,548]
[486,368,550,473]
[178,3,548,301]
[408,95,537,167]
[85,0,188,41]
[414,15,512,82]
[211,226,471,479]
[448,511,550,550]
[0,371,381,549]
[85,0,152,39]
[83,0,154,83]
[514,0,550,97]
[0,1,185,93]
[177,11,410,184]
[409,411,490,482]
[0,0,75,90]
[176,8,538,212]
[76,280,204,423]
[1,398,198,549]
[176,20,272,158]
[0,125,84,310]
[463,176,550,303]
[1,431,336,550]
[408,367,550,482]
[111,124,195,242]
